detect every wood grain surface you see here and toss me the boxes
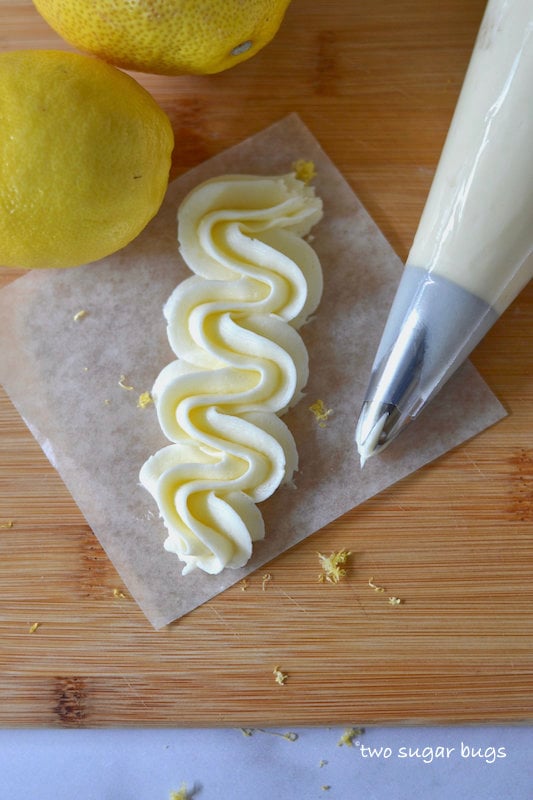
[1,0,532,727]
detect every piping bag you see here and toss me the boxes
[356,0,533,464]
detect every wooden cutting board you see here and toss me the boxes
[1,0,532,727]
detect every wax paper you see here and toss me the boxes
[0,115,506,627]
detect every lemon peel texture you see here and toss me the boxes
[140,173,323,575]
[0,50,173,269]
[33,0,293,76]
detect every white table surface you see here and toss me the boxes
[1,724,531,798]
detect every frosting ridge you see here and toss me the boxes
[140,173,323,575]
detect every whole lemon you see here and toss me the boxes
[0,50,173,269]
[33,0,292,76]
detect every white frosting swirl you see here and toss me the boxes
[140,173,323,575]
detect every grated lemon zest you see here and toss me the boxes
[368,576,386,593]
[240,727,297,741]
[369,577,402,605]
[337,727,364,747]
[29,622,40,634]
[169,785,189,800]
[137,391,153,408]
[113,588,126,599]
[0,520,14,528]
[118,374,134,391]
[273,665,288,686]
[73,309,87,321]
[239,579,249,591]
[309,399,333,428]
[292,159,317,184]
[282,732,298,741]
[262,572,272,591]
[317,550,351,583]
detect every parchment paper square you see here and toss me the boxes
[0,114,506,627]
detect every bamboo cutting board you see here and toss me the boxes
[1,0,532,727]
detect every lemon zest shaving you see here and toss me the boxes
[169,785,189,800]
[118,374,134,391]
[309,399,333,428]
[73,309,87,321]
[240,727,297,741]
[29,622,40,634]
[337,727,363,747]
[262,572,272,591]
[239,579,249,591]
[0,520,14,528]
[292,159,317,184]
[317,550,351,583]
[369,577,402,604]
[137,391,153,408]
[273,665,288,686]
[113,588,126,599]
[282,731,298,741]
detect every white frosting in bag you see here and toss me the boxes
[140,173,323,575]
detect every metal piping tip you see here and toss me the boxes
[354,264,500,468]
[355,401,400,467]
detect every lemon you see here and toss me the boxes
[33,0,292,76]
[0,50,173,269]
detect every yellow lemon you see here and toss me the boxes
[33,0,292,76]
[0,50,173,269]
